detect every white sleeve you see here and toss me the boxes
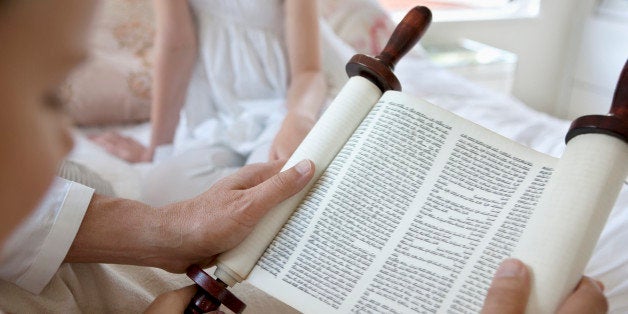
[0,177,94,294]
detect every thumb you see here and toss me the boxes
[556,277,607,314]
[482,259,531,314]
[250,159,315,210]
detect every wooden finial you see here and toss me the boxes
[185,265,246,314]
[566,60,628,144]
[346,6,432,92]
[610,60,628,120]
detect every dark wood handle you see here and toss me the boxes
[610,60,628,119]
[566,59,628,143]
[185,264,246,314]
[377,6,432,70]
[346,6,432,91]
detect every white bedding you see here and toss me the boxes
[67,56,628,312]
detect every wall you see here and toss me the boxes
[421,0,596,117]
[560,13,628,119]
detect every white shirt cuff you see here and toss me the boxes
[15,181,94,294]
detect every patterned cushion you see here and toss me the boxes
[62,0,154,126]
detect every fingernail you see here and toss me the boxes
[495,259,525,278]
[295,159,311,175]
[594,279,605,292]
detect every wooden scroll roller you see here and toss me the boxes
[184,6,432,314]
[346,6,432,92]
[566,59,628,144]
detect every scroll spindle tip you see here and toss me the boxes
[345,6,432,92]
[377,6,432,70]
[566,59,628,144]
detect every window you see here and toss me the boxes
[379,0,541,22]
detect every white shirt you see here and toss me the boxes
[0,177,93,294]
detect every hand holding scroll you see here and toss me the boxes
[481,259,608,314]
[154,159,315,273]
[66,159,315,274]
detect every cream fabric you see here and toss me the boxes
[58,160,115,197]
[0,264,186,313]
[0,263,297,313]
[62,0,154,126]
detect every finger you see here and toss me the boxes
[106,131,126,139]
[121,135,142,146]
[102,132,134,144]
[224,159,286,189]
[556,277,608,314]
[91,132,123,147]
[274,149,289,161]
[145,285,198,313]
[99,131,119,142]
[196,256,217,270]
[89,134,109,146]
[482,259,530,314]
[87,133,102,141]
[95,138,116,152]
[249,159,314,210]
[167,285,198,303]
[97,140,129,160]
[268,143,279,161]
[268,149,279,161]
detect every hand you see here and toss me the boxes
[90,131,153,163]
[145,285,223,314]
[144,285,196,313]
[482,259,608,313]
[269,111,316,161]
[153,159,315,272]
[556,278,608,314]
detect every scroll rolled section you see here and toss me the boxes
[512,133,628,313]
[378,6,432,70]
[214,76,382,285]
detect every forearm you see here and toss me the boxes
[64,160,317,273]
[64,194,176,268]
[148,0,198,153]
[285,71,327,121]
[149,45,196,150]
[284,0,326,121]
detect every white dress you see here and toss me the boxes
[142,0,291,205]
[176,0,289,155]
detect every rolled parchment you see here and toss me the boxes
[215,76,382,286]
[512,133,628,313]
